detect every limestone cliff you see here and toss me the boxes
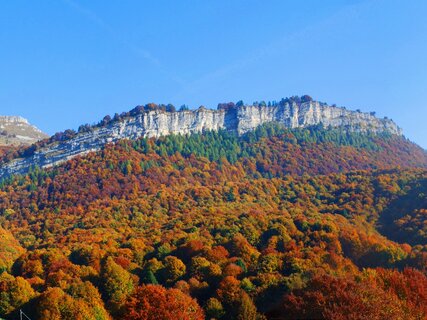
[0,101,402,178]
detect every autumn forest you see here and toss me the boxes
[0,124,426,319]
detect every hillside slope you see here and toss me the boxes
[0,125,426,319]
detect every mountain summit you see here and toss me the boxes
[0,116,48,146]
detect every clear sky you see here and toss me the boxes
[1,0,426,148]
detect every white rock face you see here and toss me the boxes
[236,102,401,135]
[0,102,402,178]
[0,116,29,125]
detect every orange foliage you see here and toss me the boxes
[122,285,204,320]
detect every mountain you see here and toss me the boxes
[0,97,426,320]
[0,116,48,146]
[0,98,405,178]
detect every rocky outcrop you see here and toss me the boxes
[235,103,401,135]
[0,101,402,178]
[0,116,48,146]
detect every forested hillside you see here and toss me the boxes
[0,125,426,319]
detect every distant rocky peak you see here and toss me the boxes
[0,116,48,146]
[0,116,29,124]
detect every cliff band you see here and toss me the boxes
[0,101,402,178]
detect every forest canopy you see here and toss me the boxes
[0,124,426,319]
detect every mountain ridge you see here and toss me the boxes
[0,97,406,178]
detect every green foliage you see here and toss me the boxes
[205,298,225,319]
[162,256,186,282]
[101,257,134,308]
[142,270,159,285]
[237,292,258,320]
[0,273,35,316]
[132,124,385,164]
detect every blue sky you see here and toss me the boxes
[1,0,426,148]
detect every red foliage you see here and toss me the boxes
[122,285,204,320]
[269,271,427,319]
